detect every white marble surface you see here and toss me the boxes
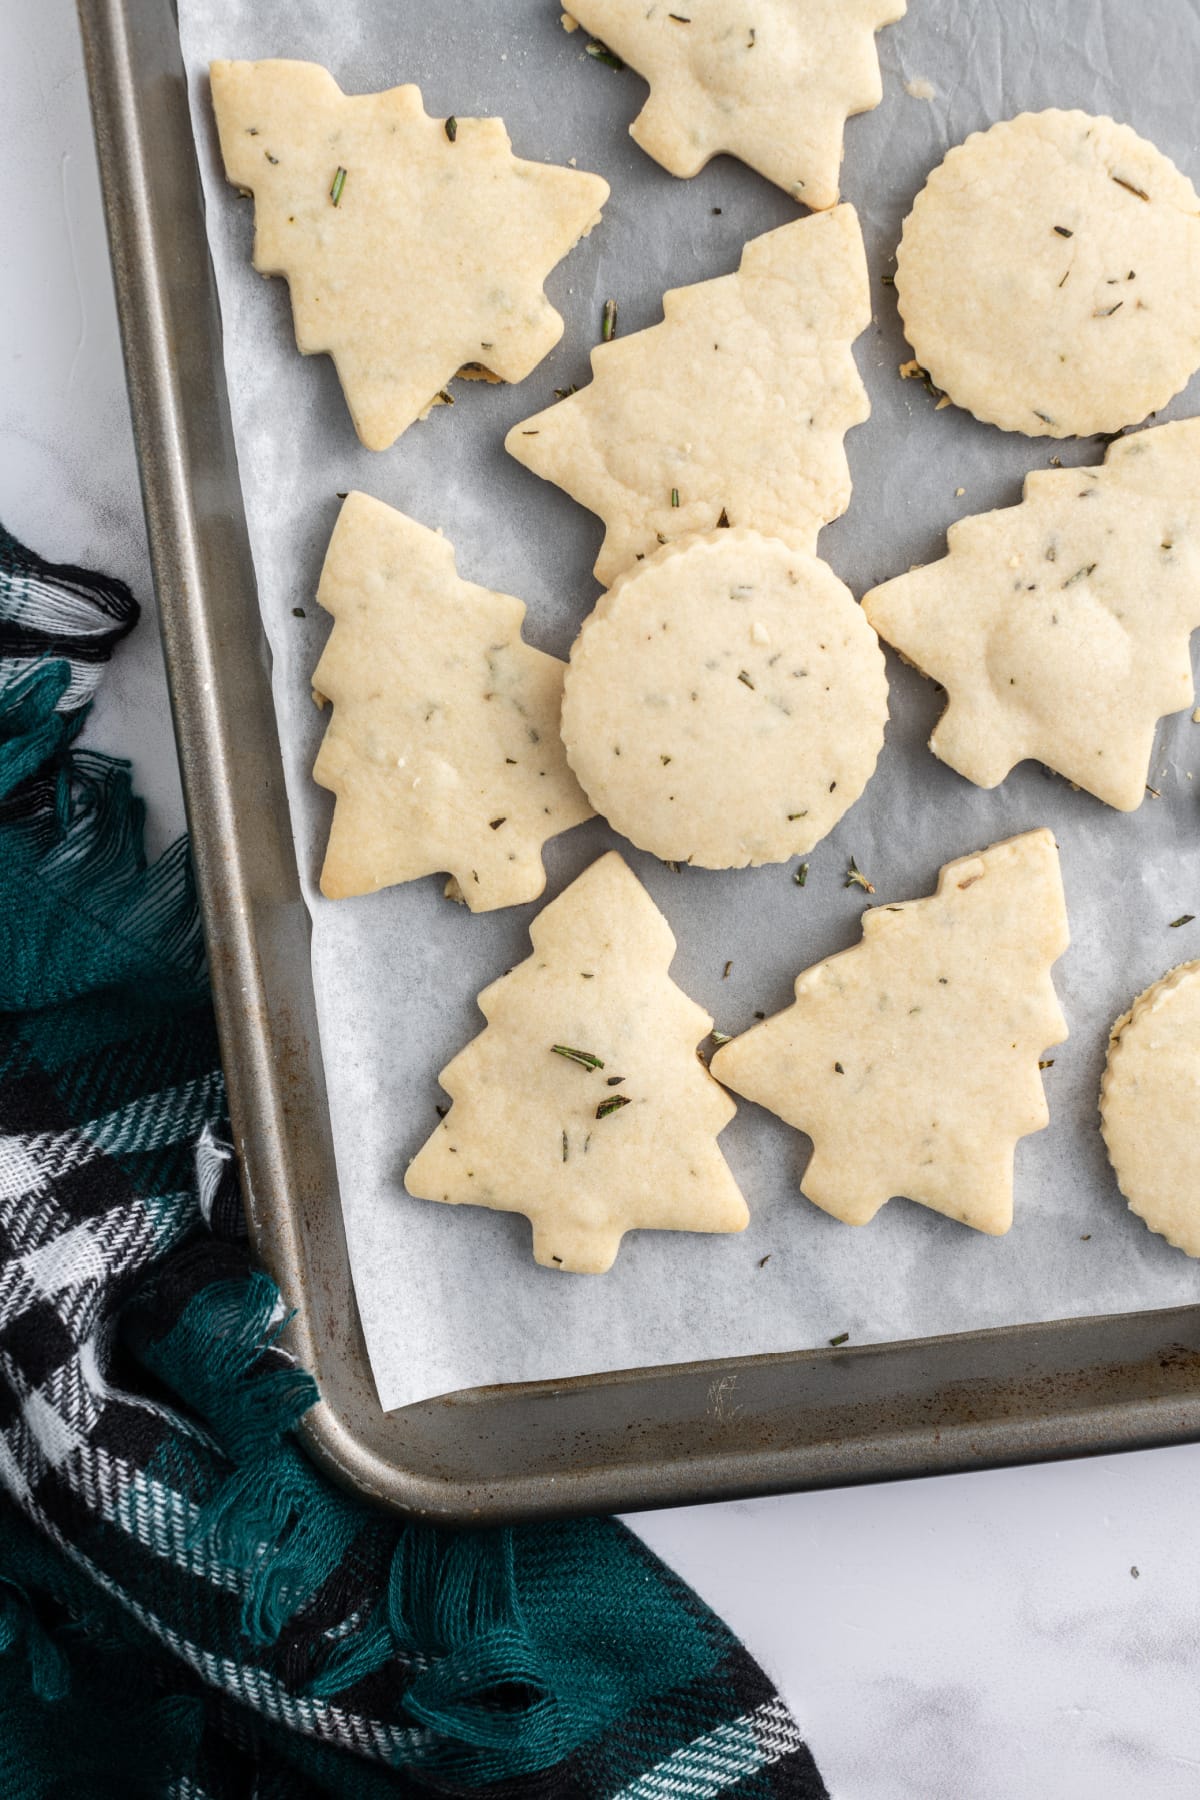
[5,6,1200,1797]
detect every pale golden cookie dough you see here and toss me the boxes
[1101,962,1200,1259]
[560,531,888,870]
[312,493,591,910]
[507,207,871,586]
[210,59,608,449]
[711,830,1070,1234]
[405,851,749,1272]
[895,110,1200,438]
[863,420,1200,810]
[566,0,906,208]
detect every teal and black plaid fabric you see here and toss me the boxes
[0,524,828,1798]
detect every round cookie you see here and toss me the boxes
[1100,962,1200,1257]
[895,111,1200,439]
[560,530,888,870]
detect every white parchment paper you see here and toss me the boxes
[178,0,1200,1411]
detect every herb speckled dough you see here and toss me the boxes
[560,531,888,870]
[312,493,592,910]
[405,852,748,1273]
[895,111,1200,438]
[209,59,608,450]
[1101,963,1200,1259]
[864,420,1200,810]
[712,830,1070,1234]
[566,0,906,208]
[506,207,871,587]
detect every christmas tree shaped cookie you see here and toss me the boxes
[507,208,870,585]
[863,421,1200,811]
[711,831,1069,1234]
[210,60,608,449]
[406,852,749,1271]
[312,493,592,910]
[566,0,906,206]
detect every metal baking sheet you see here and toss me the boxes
[78,0,1200,1520]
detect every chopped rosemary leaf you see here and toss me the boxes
[585,39,624,70]
[551,1044,605,1071]
[330,165,347,206]
[596,1093,632,1120]
[1094,301,1124,318]
[445,115,458,142]
[671,487,680,508]
[1053,224,1073,237]
[605,1075,625,1087]
[845,857,874,893]
[723,960,733,979]
[437,389,455,406]
[601,297,618,341]
[1170,914,1195,928]
[829,1332,850,1348]
[562,1130,569,1162]
[716,507,731,527]
[554,384,579,399]
[1111,174,1150,201]
[795,862,809,887]
[1038,1059,1055,1070]
[1061,562,1097,588]
[668,9,692,17]
[710,1030,733,1048]
[880,272,895,285]
[737,670,755,689]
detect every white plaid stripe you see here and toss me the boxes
[613,1698,809,1800]
[750,1694,811,1765]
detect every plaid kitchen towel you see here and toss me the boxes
[0,522,828,1799]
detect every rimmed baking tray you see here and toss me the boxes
[76,0,1200,1523]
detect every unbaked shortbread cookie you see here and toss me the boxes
[894,111,1200,438]
[560,531,888,869]
[507,207,870,586]
[863,420,1200,811]
[567,1,906,207]
[209,60,608,450]
[312,493,591,910]
[1101,962,1200,1258]
[405,851,748,1272]
[711,830,1070,1233]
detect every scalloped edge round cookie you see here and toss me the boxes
[560,529,888,870]
[1100,960,1200,1257]
[895,110,1200,439]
